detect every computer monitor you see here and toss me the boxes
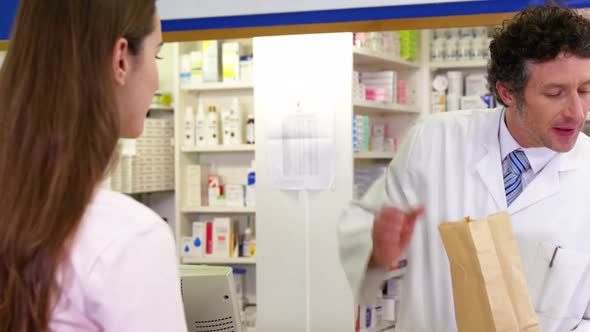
[179,265,243,332]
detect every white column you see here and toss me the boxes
[254,33,355,332]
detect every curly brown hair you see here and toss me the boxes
[488,5,590,107]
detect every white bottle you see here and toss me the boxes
[221,107,232,146]
[243,216,253,257]
[202,40,220,82]
[195,103,206,147]
[246,113,255,145]
[184,106,195,147]
[206,106,220,146]
[245,160,255,207]
[225,98,243,145]
[180,55,191,88]
[190,51,203,85]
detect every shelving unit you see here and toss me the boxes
[352,34,423,206]
[182,257,256,265]
[149,104,174,111]
[353,46,419,70]
[349,32,427,332]
[353,100,419,115]
[429,59,488,70]
[172,39,258,331]
[182,206,256,214]
[174,39,257,251]
[182,144,255,153]
[181,81,254,92]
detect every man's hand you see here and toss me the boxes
[370,206,424,268]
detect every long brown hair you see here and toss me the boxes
[0,1,156,331]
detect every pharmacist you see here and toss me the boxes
[339,6,590,332]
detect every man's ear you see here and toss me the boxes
[496,81,517,107]
[112,37,130,86]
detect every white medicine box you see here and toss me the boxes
[180,236,203,258]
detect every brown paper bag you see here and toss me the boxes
[438,211,539,332]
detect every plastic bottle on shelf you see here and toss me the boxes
[246,113,255,144]
[459,27,474,39]
[431,38,445,62]
[190,51,203,85]
[434,28,447,40]
[180,54,191,88]
[458,38,472,60]
[446,28,460,39]
[223,98,243,145]
[243,216,252,257]
[232,267,247,312]
[208,163,222,206]
[245,161,255,207]
[444,38,459,61]
[471,37,485,59]
[195,103,206,147]
[184,106,195,147]
[474,26,489,39]
[206,106,220,146]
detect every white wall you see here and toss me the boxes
[143,43,178,231]
[157,0,471,20]
[156,44,177,96]
[254,33,355,332]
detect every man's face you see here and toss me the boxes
[506,53,590,152]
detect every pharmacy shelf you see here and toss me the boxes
[429,59,489,70]
[353,100,419,115]
[182,206,256,214]
[149,104,174,111]
[181,81,254,92]
[353,47,419,70]
[354,151,395,160]
[182,257,257,265]
[121,188,174,195]
[182,145,255,153]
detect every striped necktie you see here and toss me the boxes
[503,149,531,206]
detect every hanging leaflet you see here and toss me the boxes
[268,99,335,190]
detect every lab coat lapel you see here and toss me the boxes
[507,133,587,214]
[508,157,560,214]
[475,109,506,211]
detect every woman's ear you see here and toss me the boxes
[112,37,130,86]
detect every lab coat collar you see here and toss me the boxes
[556,132,587,172]
[474,108,587,214]
[508,137,587,214]
[475,107,508,211]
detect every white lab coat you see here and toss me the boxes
[338,108,590,332]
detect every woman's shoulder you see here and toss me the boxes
[70,189,175,275]
[53,190,181,329]
[86,189,165,227]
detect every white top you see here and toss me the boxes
[499,109,557,187]
[50,190,187,332]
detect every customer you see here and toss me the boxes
[0,1,187,331]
